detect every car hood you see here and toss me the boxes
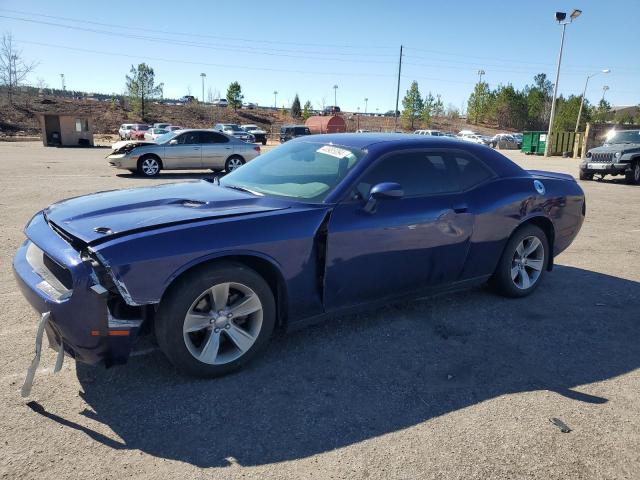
[44,180,290,245]
[590,143,640,153]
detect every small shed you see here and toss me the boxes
[305,115,346,134]
[38,113,95,147]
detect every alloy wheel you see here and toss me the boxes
[511,235,545,290]
[141,158,159,176]
[183,282,263,365]
[227,158,244,171]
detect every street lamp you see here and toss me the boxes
[333,84,338,108]
[601,85,610,102]
[475,69,485,125]
[545,8,582,156]
[200,73,206,103]
[60,73,65,91]
[364,97,368,115]
[273,90,278,109]
[575,69,610,132]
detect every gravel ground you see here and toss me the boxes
[0,142,638,480]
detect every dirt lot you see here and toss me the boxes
[0,142,638,480]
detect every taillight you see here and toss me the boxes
[254,146,261,153]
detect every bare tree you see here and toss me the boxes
[0,33,37,104]
[207,86,213,103]
[36,77,48,90]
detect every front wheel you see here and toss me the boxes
[490,224,548,298]
[625,162,640,185]
[579,170,593,181]
[261,138,267,145]
[155,262,276,377]
[137,156,161,177]
[225,155,245,172]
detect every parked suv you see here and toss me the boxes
[118,123,135,140]
[322,106,340,115]
[214,123,254,142]
[280,125,311,142]
[241,124,267,145]
[580,129,640,184]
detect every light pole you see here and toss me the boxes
[475,69,485,125]
[60,73,65,91]
[364,97,368,115]
[333,84,338,108]
[545,8,582,156]
[575,69,609,132]
[200,73,206,103]
[273,90,278,109]
[601,85,610,102]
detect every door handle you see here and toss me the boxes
[225,147,231,149]
[193,147,200,150]
[453,205,468,214]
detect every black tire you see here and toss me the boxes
[490,224,549,298]
[155,262,276,378]
[137,155,161,177]
[625,161,640,185]
[261,138,267,145]
[579,169,593,181]
[225,155,245,172]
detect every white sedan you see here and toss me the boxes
[144,128,169,141]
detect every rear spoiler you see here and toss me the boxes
[527,170,576,182]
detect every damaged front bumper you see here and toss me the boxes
[13,212,143,370]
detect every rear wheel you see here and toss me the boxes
[225,155,245,172]
[137,156,161,177]
[625,161,640,185]
[490,224,548,298]
[155,262,276,377]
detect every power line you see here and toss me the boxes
[0,13,397,60]
[0,7,397,50]
[17,40,398,78]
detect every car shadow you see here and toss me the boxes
[115,172,225,181]
[30,265,640,467]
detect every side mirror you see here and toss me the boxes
[364,182,403,213]
[169,139,178,145]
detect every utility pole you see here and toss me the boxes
[60,73,65,91]
[200,73,206,103]
[273,90,278,109]
[475,69,485,125]
[394,45,403,131]
[575,69,609,132]
[545,9,582,157]
[364,97,368,115]
[333,84,338,108]
[601,85,609,102]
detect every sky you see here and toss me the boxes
[1,0,638,113]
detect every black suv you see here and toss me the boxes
[280,125,311,143]
[580,129,640,184]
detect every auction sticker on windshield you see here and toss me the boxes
[317,145,352,159]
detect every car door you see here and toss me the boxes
[162,131,202,169]
[200,131,231,169]
[324,150,474,310]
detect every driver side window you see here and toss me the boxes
[177,132,199,145]
[355,151,458,199]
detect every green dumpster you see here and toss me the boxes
[522,131,547,155]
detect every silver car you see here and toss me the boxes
[107,129,261,177]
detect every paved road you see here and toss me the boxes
[0,142,638,479]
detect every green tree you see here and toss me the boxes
[467,81,492,124]
[401,81,424,129]
[491,85,528,130]
[592,99,612,123]
[553,95,588,131]
[125,63,163,119]
[422,92,435,124]
[226,81,243,110]
[524,74,553,129]
[302,100,313,121]
[433,94,444,118]
[291,94,302,118]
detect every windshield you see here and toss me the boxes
[219,141,366,202]
[155,131,178,144]
[606,130,640,144]
[223,124,243,132]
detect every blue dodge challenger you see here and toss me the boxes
[14,134,585,382]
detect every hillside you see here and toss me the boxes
[0,91,507,138]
